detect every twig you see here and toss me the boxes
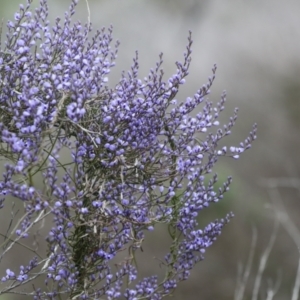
[251,219,279,300]
[234,226,257,300]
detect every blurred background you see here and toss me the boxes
[0,0,300,299]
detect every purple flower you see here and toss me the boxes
[0,0,256,299]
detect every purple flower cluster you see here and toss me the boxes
[0,0,256,299]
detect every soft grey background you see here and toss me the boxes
[0,0,300,299]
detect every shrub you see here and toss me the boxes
[0,0,256,299]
